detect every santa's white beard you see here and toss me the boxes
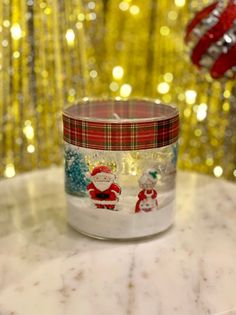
[94,181,112,192]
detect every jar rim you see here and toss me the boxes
[63,99,178,123]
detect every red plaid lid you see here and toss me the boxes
[63,100,179,151]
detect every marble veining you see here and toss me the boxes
[0,168,236,315]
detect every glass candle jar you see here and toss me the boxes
[63,100,179,240]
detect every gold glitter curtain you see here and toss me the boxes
[0,0,236,181]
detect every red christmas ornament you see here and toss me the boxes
[185,0,236,79]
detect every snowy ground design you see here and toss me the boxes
[67,189,175,239]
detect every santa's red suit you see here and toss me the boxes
[135,189,158,213]
[87,166,121,210]
[87,182,121,209]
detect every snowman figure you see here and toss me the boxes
[135,169,158,213]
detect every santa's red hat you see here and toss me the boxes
[90,166,113,177]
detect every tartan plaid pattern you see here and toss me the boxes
[63,114,179,151]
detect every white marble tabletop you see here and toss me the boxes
[0,168,236,315]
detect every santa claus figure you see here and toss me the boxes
[86,166,121,210]
[135,169,158,213]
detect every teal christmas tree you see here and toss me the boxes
[171,143,178,167]
[65,145,90,196]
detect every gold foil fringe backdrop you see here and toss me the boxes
[0,0,235,181]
